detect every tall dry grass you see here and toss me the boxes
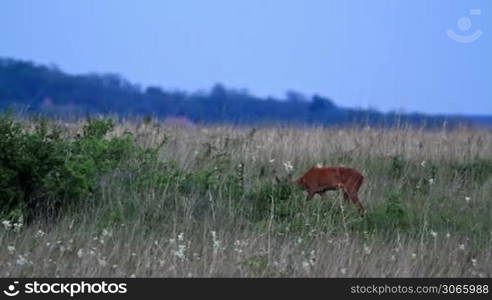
[1,120,492,277]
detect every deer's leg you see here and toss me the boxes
[350,193,365,216]
[342,190,350,203]
[345,175,365,216]
[305,191,315,201]
[343,188,365,216]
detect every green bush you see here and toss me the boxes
[451,160,492,184]
[0,112,147,224]
[362,191,410,231]
[246,178,296,221]
[390,154,406,178]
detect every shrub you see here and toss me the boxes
[0,112,146,224]
[368,191,410,230]
[246,177,296,221]
[451,160,492,184]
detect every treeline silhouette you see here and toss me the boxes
[0,57,472,127]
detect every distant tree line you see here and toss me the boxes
[0,57,470,127]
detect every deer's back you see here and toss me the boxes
[299,166,363,187]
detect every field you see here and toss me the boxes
[1,118,492,277]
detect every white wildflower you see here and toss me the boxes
[340,268,347,275]
[211,231,220,253]
[178,232,184,242]
[13,216,23,232]
[465,196,471,203]
[234,240,247,254]
[302,261,311,273]
[363,244,371,255]
[309,250,316,265]
[2,220,12,230]
[283,161,293,173]
[471,258,477,267]
[430,230,437,238]
[35,230,46,238]
[446,233,451,239]
[16,254,28,266]
[98,257,107,267]
[102,228,112,237]
[428,178,435,185]
[7,245,15,255]
[77,248,84,258]
[269,158,275,163]
[459,244,465,251]
[411,253,417,259]
[420,160,427,168]
[174,244,186,260]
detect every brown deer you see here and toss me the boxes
[293,166,365,215]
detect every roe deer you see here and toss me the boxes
[293,166,365,215]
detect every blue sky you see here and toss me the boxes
[1,0,490,115]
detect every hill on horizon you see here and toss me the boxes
[1,57,489,128]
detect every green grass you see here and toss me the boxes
[1,117,492,277]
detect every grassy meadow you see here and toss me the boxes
[1,118,492,277]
